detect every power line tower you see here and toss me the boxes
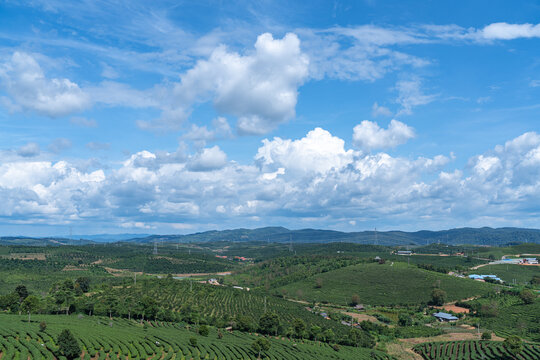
[374,228,378,246]
[153,241,158,255]
[289,234,293,252]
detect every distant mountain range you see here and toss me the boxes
[2,226,539,247]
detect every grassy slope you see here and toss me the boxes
[0,314,392,360]
[278,262,494,306]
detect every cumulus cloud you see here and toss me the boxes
[187,146,228,171]
[183,117,232,146]
[353,119,415,151]
[169,33,309,134]
[255,127,354,175]
[0,52,90,117]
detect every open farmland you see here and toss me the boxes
[0,314,392,360]
[277,262,494,306]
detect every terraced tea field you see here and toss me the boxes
[413,340,540,360]
[90,279,350,336]
[277,262,494,306]
[0,314,392,359]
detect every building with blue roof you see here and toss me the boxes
[433,312,458,322]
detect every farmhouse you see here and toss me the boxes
[433,312,458,322]
[522,258,538,265]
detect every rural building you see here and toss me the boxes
[396,250,412,255]
[433,312,458,322]
[354,304,365,311]
[522,258,538,264]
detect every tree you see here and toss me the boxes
[259,312,280,335]
[198,325,209,336]
[481,331,492,340]
[234,315,255,332]
[348,328,375,348]
[189,337,198,347]
[398,313,413,327]
[310,325,322,341]
[15,285,28,303]
[532,275,540,285]
[21,295,40,323]
[350,294,360,306]
[57,329,81,360]
[251,337,270,359]
[315,278,323,288]
[322,329,335,342]
[504,335,522,356]
[293,318,306,338]
[75,277,91,293]
[519,289,535,305]
[431,289,446,306]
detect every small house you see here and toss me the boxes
[433,312,458,322]
[354,304,365,311]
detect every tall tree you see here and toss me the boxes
[21,295,40,323]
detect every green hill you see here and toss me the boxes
[277,262,494,306]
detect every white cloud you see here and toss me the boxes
[183,117,232,146]
[0,52,90,117]
[172,33,309,135]
[187,146,228,172]
[353,119,415,151]
[371,102,393,117]
[395,78,437,116]
[17,142,40,157]
[482,22,540,40]
[2,108,540,231]
[255,127,354,175]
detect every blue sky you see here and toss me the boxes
[1,0,540,236]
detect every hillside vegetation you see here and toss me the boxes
[277,262,494,306]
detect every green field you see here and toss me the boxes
[277,262,494,306]
[469,264,539,285]
[413,340,540,360]
[0,314,393,360]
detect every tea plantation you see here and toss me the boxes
[277,262,494,306]
[413,340,540,360]
[0,314,393,360]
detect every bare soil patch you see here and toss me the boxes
[343,312,380,323]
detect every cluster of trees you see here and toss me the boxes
[0,278,91,317]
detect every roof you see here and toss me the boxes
[433,312,458,320]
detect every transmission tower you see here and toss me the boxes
[153,241,158,255]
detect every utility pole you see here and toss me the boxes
[374,228,378,246]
